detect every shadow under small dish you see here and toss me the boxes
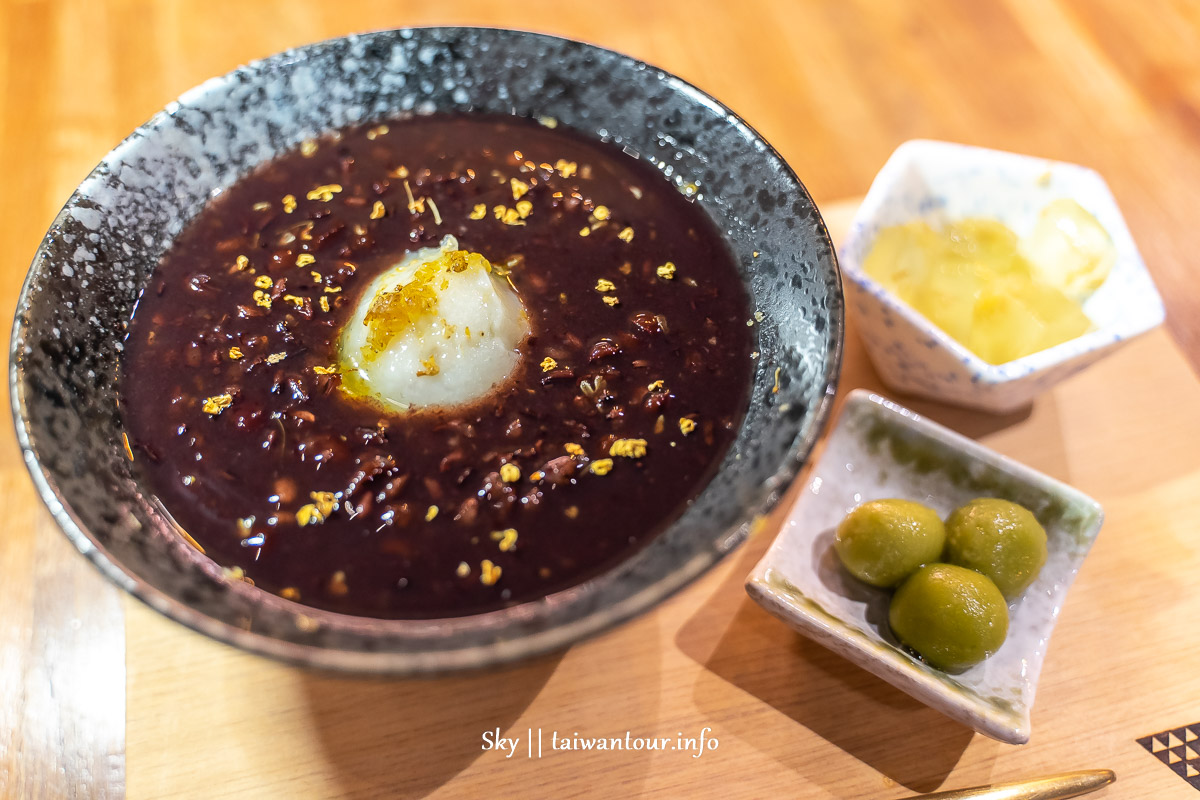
[11,28,843,673]
[746,390,1103,743]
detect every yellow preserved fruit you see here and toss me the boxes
[1021,199,1117,303]
[863,202,1114,364]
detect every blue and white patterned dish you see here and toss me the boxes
[840,139,1164,413]
[746,390,1104,744]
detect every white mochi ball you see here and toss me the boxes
[338,235,529,411]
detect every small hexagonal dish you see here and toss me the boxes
[745,390,1104,744]
[839,139,1164,413]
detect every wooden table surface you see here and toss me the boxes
[4,2,1200,798]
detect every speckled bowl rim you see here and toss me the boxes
[11,26,844,673]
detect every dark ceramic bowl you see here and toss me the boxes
[10,27,842,673]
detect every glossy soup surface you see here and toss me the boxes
[121,113,753,618]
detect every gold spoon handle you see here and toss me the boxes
[902,769,1115,800]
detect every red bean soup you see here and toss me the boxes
[120,113,754,618]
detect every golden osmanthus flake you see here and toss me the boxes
[300,139,318,157]
[236,517,254,537]
[252,201,271,212]
[656,262,677,280]
[579,227,590,237]
[122,433,134,461]
[515,200,533,219]
[564,443,585,457]
[529,470,545,481]
[619,261,633,275]
[469,203,487,220]
[753,251,760,258]
[324,285,342,293]
[282,295,305,308]
[501,207,524,226]
[235,254,250,270]
[564,506,580,519]
[480,559,502,586]
[319,296,331,313]
[403,180,425,214]
[310,270,323,282]
[647,380,665,391]
[554,159,577,178]
[510,178,530,200]
[253,290,272,309]
[679,418,697,435]
[391,165,409,179]
[310,491,338,517]
[773,367,782,393]
[296,253,316,268]
[370,201,386,220]
[754,310,765,322]
[496,528,518,552]
[617,227,635,242]
[500,463,521,483]
[282,194,297,214]
[653,415,665,435]
[588,458,614,476]
[425,505,439,522]
[295,615,319,632]
[265,352,287,365]
[366,124,390,140]
[592,205,610,221]
[417,355,440,377]
[602,296,620,307]
[296,503,325,526]
[595,279,616,292]
[306,183,343,202]
[254,275,273,289]
[456,561,471,578]
[313,365,338,375]
[610,438,648,458]
[328,570,349,596]
[222,565,247,582]
[280,587,300,601]
[202,393,233,415]
[228,346,244,360]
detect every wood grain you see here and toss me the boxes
[5,1,1200,797]
[1,1,126,797]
